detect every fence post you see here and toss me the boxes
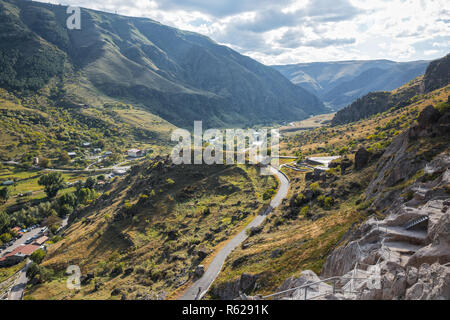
[304,286,308,300]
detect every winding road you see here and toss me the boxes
[7,260,31,300]
[179,165,290,300]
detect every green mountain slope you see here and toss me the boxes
[272,59,429,110]
[0,0,325,129]
[331,53,450,125]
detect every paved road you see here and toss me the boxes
[8,260,31,300]
[179,166,289,300]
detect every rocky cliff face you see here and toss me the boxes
[251,106,450,301]
[318,105,450,299]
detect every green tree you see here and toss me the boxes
[38,172,65,198]
[39,157,51,168]
[58,204,73,218]
[0,211,10,234]
[84,177,96,189]
[0,187,10,203]
[58,192,77,207]
[30,249,46,264]
[59,151,71,164]
[0,232,12,243]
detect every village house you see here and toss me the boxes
[0,244,43,267]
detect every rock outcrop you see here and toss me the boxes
[354,147,371,170]
[210,273,259,300]
[319,105,450,300]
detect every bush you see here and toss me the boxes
[310,182,320,192]
[166,178,175,185]
[0,232,12,243]
[317,195,334,209]
[110,262,124,277]
[435,101,450,114]
[300,206,309,216]
[26,263,54,283]
[30,249,46,264]
[58,204,73,217]
[263,189,276,200]
[50,224,59,234]
[323,196,334,209]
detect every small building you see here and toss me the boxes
[11,226,21,234]
[82,142,91,147]
[33,157,39,165]
[113,169,128,176]
[128,149,142,158]
[93,148,102,154]
[2,180,14,186]
[34,236,49,246]
[67,152,77,158]
[0,244,42,267]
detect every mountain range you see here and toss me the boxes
[0,0,326,129]
[272,60,429,110]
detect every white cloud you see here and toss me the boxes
[36,0,450,64]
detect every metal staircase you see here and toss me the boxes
[404,216,428,230]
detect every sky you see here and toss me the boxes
[38,0,450,65]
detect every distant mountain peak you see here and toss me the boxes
[272,59,429,111]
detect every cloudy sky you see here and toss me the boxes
[39,0,449,65]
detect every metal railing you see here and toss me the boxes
[404,216,428,230]
[262,275,369,300]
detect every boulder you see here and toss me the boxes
[194,265,205,278]
[211,273,258,300]
[270,248,283,259]
[354,147,371,170]
[416,105,441,129]
[196,248,209,260]
[406,266,418,287]
[405,263,450,300]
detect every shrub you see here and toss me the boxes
[58,204,73,218]
[300,206,309,216]
[124,200,133,210]
[110,262,124,277]
[435,101,450,114]
[310,182,320,192]
[50,224,59,234]
[263,189,276,200]
[166,178,175,185]
[26,263,54,283]
[30,249,46,264]
[323,196,334,209]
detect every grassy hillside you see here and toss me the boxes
[0,0,326,129]
[24,158,276,300]
[0,87,175,163]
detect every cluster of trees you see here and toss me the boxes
[0,174,100,244]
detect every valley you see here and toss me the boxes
[0,0,448,303]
